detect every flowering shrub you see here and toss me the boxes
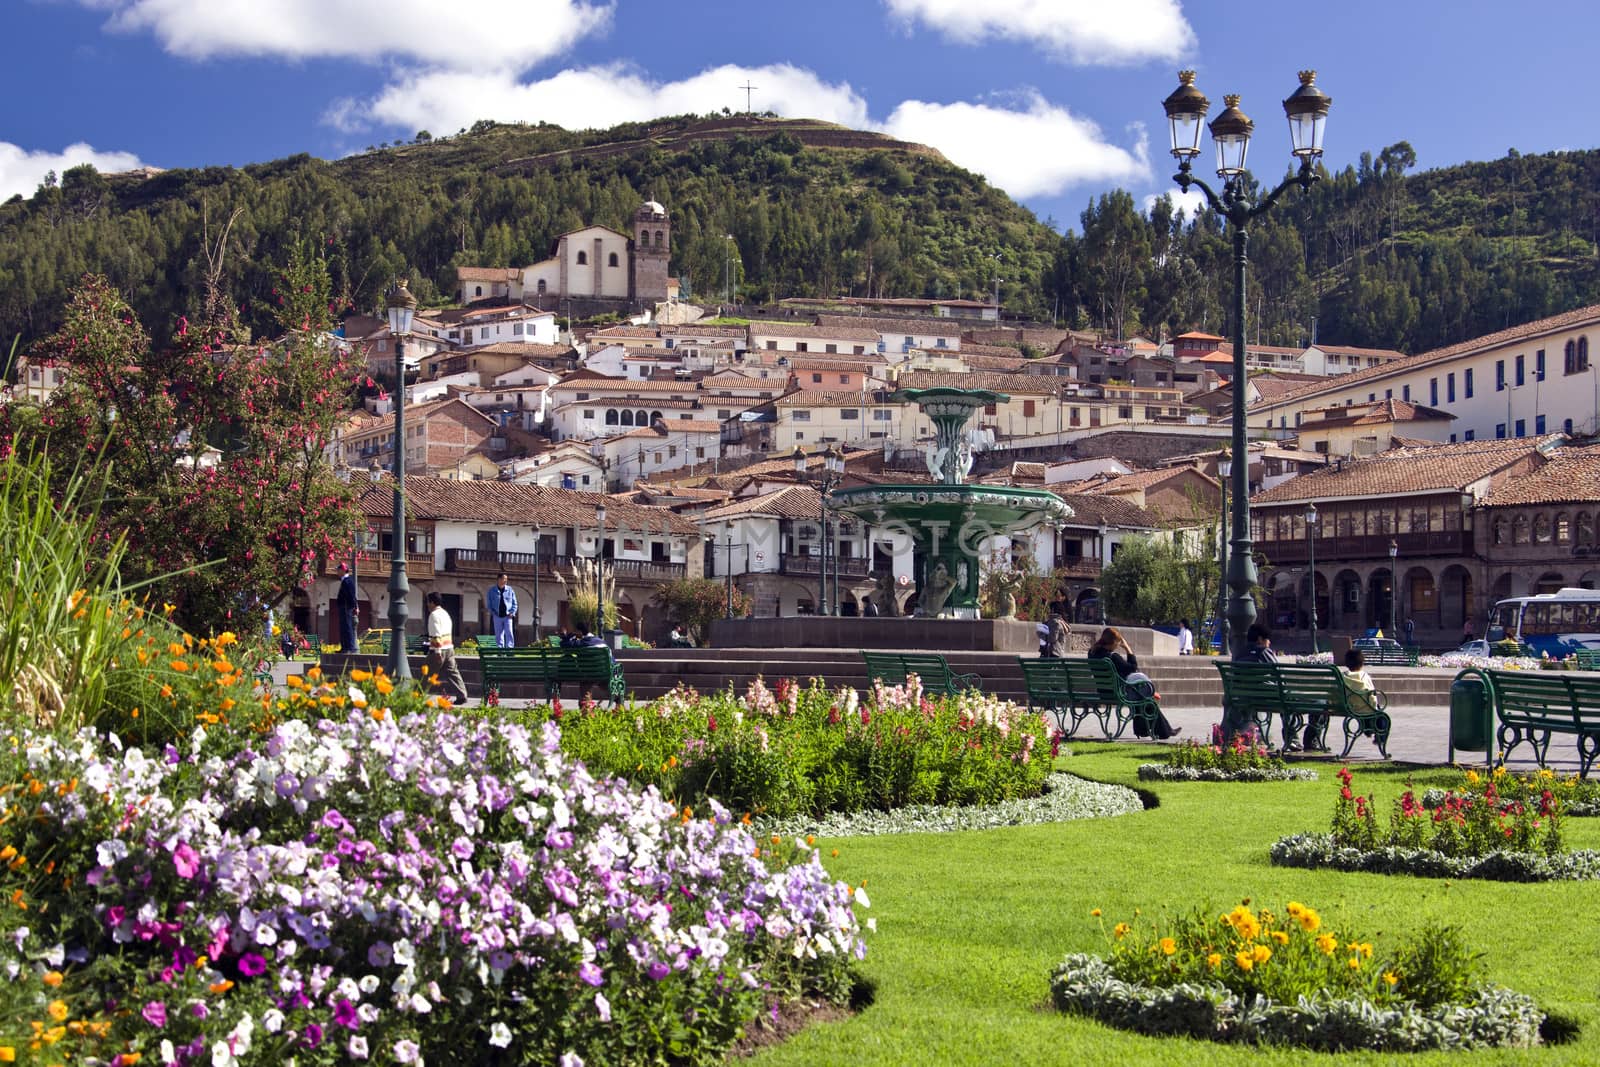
[1418,653,1541,671]
[1139,736,1317,782]
[1423,766,1600,817]
[1329,766,1563,857]
[1049,900,1545,1051]
[534,676,1051,818]
[0,671,869,1066]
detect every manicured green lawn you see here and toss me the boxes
[751,745,1600,1065]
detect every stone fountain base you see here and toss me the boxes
[708,616,1041,652]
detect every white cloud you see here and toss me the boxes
[81,0,613,69]
[0,142,146,201]
[1143,186,1207,218]
[883,93,1148,199]
[345,63,870,138]
[884,0,1194,65]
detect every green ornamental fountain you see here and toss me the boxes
[828,387,1072,618]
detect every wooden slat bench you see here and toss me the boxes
[861,651,980,696]
[1355,644,1419,667]
[1214,661,1391,758]
[479,645,626,706]
[1571,649,1600,671]
[1018,657,1162,740]
[1455,667,1600,778]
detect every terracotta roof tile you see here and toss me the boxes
[1053,493,1165,529]
[1300,399,1455,428]
[747,322,882,342]
[703,483,823,522]
[1480,445,1600,507]
[895,370,1058,395]
[1251,437,1554,504]
[355,475,699,534]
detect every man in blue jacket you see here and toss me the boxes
[486,572,518,648]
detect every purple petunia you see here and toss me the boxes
[238,952,267,977]
[333,998,359,1029]
[142,1000,167,1028]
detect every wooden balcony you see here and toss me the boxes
[1053,558,1103,579]
[778,554,876,581]
[443,548,685,583]
[324,551,434,580]
[1258,529,1470,565]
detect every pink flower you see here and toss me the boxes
[142,1000,167,1027]
[172,841,200,879]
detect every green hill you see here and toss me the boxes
[0,115,1063,346]
[2,116,1598,357]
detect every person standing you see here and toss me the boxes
[336,563,358,652]
[1177,618,1195,655]
[486,572,518,649]
[1404,616,1416,648]
[423,592,469,705]
[1042,609,1072,658]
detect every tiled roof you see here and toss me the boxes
[747,322,882,342]
[895,370,1057,395]
[614,420,724,438]
[466,342,573,358]
[1251,437,1553,504]
[549,376,700,393]
[354,475,699,534]
[1480,446,1600,507]
[813,313,970,336]
[1269,304,1600,407]
[1300,398,1454,428]
[951,353,1029,371]
[774,390,881,407]
[456,267,519,282]
[1312,343,1408,360]
[700,371,765,388]
[703,484,822,522]
[1053,494,1165,530]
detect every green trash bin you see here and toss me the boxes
[1448,673,1492,767]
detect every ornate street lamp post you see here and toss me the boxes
[1306,502,1319,656]
[532,522,542,642]
[723,521,736,619]
[1388,538,1400,639]
[1163,69,1332,658]
[1216,452,1231,654]
[385,280,416,680]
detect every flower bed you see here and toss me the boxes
[1418,653,1542,671]
[528,677,1052,819]
[761,772,1143,839]
[0,672,869,1066]
[1422,767,1600,818]
[1269,766,1600,881]
[1050,900,1544,1051]
[1138,736,1317,783]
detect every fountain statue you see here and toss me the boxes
[827,387,1072,618]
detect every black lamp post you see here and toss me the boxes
[795,445,845,614]
[532,522,542,642]
[385,280,417,680]
[1306,502,1319,655]
[1163,69,1332,658]
[1388,537,1399,639]
[723,521,735,619]
[1216,452,1232,653]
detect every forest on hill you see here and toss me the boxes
[1,113,1598,358]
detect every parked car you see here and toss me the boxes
[1353,637,1405,655]
[1455,639,1492,657]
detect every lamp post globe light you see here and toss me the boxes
[1162,69,1331,658]
[1305,502,1319,656]
[1388,537,1400,639]
[385,280,417,680]
[1216,452,1232,654]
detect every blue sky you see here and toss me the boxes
[5,0,1598,231]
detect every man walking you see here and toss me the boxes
[424,592,470,705]
[486,572,518,648]
[337,563,358,652]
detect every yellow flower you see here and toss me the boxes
[1159,938,1177,956]
[1286,902,1305,918]
[1348,956,1362,970]
[1234,951,1254,972]
[350,669,373,682]
[1296,908,1321,933]
[1252,944,1272,964]
[1316,934,1338,955]
[1270,931,1290,945]
[1465,769,1480,784]
[1113,923,1130,940]
[46,1000,68,1021]
[0,1046,14,1062]
[41,1027,65,1045]
[1206,952,1222,970]
[1384,972,1400,986]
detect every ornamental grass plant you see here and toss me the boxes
[524,676,1051,818]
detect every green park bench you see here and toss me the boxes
[860,651,980,696]
[1018,657,1162,740]
[1356,644,1419,667]
[1571,649,1600,671]
[1452,667,1600,778]
[302,635,323,658]
[479,645,626,706]
[1214,661,1391,759]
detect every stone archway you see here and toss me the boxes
[1439,564,1474,636]
[1074,588,1102,626]
[1403,566,1438,630]
[1367,568,1396,633]
[1535,571,1567,595]
[1331,569,1362,633]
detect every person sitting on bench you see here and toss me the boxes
[1088,627,1180,740]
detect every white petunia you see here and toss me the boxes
[489,1022,513,1048]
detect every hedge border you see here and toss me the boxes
[1137,764,1318,783]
